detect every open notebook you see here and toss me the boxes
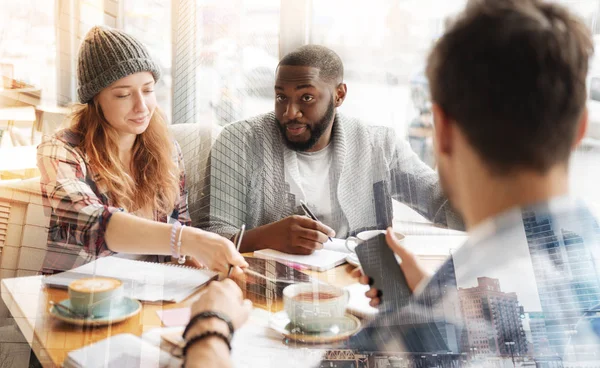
[253,238,350,272]
[43,256,217,302]
[253,248,347,272]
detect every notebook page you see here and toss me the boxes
[44,256,217,302]
[64,333,179,368]
[253,248,347,271]
[144,309,325,368]
[323,237,352,253]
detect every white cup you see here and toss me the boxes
[283,283,349,332]
[68,277,124,318]
[345,230,406,253]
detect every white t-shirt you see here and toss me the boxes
[284,144,349,235]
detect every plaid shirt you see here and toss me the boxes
[346,197,600,363]
[37,129,191,274]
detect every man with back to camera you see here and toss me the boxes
[349,0,600,363]
[178,1,600,366]
[198,45,463,254]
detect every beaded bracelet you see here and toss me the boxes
[176,224,187,264]
[182,331,232,365]
[182,311,235,340]
[170,222,182,260]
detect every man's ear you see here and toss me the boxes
[334,83,347,107]
[573,107,588,148]
[432,103,453,157]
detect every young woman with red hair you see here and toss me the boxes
[37,26,246,275]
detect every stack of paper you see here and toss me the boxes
[144,308,326,368]
[64,333,180,368]
[230,309,325,368]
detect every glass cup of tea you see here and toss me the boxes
[283,282,349,333]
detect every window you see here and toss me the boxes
[122,0,173,119]
[294,0,600,211]
[309,0,468,169]
[172,0,280,126]
[0,0,56,103]
[0,0,56,178]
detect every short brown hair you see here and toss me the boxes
[427,0,593,174]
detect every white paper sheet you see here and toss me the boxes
[43,256,217,302]
[254,248,348,271]
[65,333,180,368]
[143,308,326,368]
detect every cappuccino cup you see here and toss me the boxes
[283,283,349,332]
[68,277,124,318]
[345,230,405,253]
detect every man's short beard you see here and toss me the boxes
[278,98,335,152]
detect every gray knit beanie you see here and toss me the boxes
[77,25,161,103]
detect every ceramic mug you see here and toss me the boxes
[68,277,124,318]
[345,230,406,253]
[283,283,349,332]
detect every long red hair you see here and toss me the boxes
[69,101,179,216]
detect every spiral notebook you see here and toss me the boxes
[42,256,218,302]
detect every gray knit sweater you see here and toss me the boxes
[196,112,463,239]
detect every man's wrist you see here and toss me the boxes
[185,336,231,368]
[238,223,281,253]
[186,317,230,339]
[239,226,261,252]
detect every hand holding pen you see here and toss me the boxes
[300,200,333,243]
[247,212,335,255]
[228,224,246,278]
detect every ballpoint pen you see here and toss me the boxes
[228,224,245,277]
[300,200,333,242]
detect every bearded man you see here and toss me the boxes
[198,45,462,254]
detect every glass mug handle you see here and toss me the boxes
[345,236,361,253]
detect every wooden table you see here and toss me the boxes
[1,260,358,368]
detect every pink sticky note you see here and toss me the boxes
[156,307,191,327]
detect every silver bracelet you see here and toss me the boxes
[177,225,187,264]
[170,222,182,259]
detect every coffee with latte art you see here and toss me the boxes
[68,277,124,317]
[70,277,122,293]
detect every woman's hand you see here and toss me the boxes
[183,228,249,274]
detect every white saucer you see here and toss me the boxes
[269,311,361,344]
[346,253,360,267]
[49,297,142,327]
